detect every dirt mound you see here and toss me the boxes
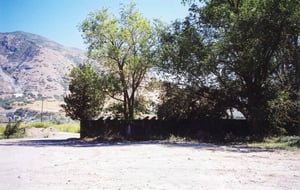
[24,127,59,138]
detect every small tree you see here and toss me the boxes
[4,120,22,139]
[80,3,160,121]
[61,63,105,121]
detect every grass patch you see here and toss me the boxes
[52,123,80,133]
[22,122,80,133]
[23,122,53,129]
[0,122,80,139]
[0,121,26,139]
[249,136,300,151]
[168,134,189,143]
[0,124,6,138]
[18,122,80,134]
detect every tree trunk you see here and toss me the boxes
[123,93,128,120]
[80,120,85,139]
[294,36,300,92]
[246,92,268,136]
[128,93,135,121]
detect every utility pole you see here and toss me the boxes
[41,96,44,123]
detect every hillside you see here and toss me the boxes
[0,31,86,99]
[0,31,161,122]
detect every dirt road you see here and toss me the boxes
[0,134,299,190]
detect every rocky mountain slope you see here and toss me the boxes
[0,31,86,99]
[0,31,160,122]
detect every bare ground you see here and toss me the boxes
[0,133,299,190]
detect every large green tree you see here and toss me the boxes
[159,0,300,134]
[61,63,105,121]
[80,3,159,121]
[157,82,227,120]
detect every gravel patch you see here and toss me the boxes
[0,134,299,190]
[24,127,60,138]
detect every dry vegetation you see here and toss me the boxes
[20,100,63,113]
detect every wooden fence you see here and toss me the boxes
[81,118,250,141]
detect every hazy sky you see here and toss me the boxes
[0,0,190,50]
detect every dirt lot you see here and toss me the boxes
[0,133,299,190]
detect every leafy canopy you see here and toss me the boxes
[61,63,105,120]
[158,0,300,134]
[81,3,160,120]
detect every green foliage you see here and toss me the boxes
[250,136,300,151]
[105,95,150,119]
[158,0,300,134]
[24,122,53,128]
[276,136,300,148]
[23,122,80,133]
[168,134,189,143]
[134,96,150,117]
[14,108,27,118]
[0,96,34,110]
[61,63,105,120]
[81,3,160,120]
[0,125,6,138]
[0,99,12,110]
[145,77,162,91]
[0,122,80,139]
[0,98,22,110]
[106,102,124,119]
[267,91,300,135]
[52,123,80,133]
[4,120,22,139]
[157,82,226,119]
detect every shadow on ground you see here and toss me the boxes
[0,137,274,153]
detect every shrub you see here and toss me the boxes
[250,136,300,151]
[267,91,300,135]
[274,136,300,148]
[0,98,13,110]
[4,120,22,139]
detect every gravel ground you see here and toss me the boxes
[0,133,299,190]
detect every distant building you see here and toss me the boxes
[13,93,24,98]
